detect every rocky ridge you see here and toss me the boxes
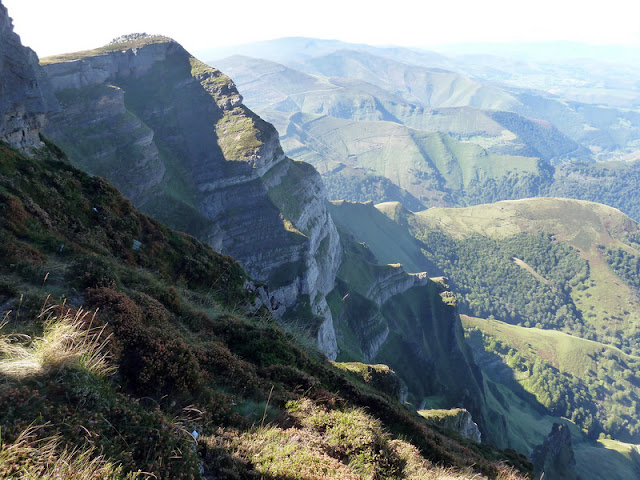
[42,36,341,358]
[0,3,55,151]
[39,34,497,438]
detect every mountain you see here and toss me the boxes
[3,5,639,477]
[40,34,343,360]
[38,34,506,441]
[205,41,640,219]
[0,4,533,478]
[199,36,455,72]
[207,39,640,158]
[214,54,596,210]
[0,132,531,480]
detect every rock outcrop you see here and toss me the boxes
[42,35,341,358]
[531,423,577,480]
[328,200,493,440]
[0,1,55,151]
[420,408,482,443]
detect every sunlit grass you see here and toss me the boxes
[206,397,528,480]
[0,303,114,379]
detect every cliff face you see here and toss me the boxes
[420,408,482,443]
[326,236,489,437]
[42,35,341,358]
[531,423,577,480]
[39,36,492,431]
[0,2,55,151]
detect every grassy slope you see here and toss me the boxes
[40,35,175,65]
[328,200,435,274]
[0,144,531,478]
[282,113,541,206]
[407,198,640,345]
[574,439,640,480]
[462,315,640,479]
[461,315,640,380]
[342,197,640,468]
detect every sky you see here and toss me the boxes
[4,0,640,59]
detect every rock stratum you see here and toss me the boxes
[41,34,342,358]
[0,3,55,151]
[419,408,482,443]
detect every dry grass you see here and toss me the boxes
[0,425,137,479]
[0,304,114,379]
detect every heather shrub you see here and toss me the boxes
[69,255,119,289]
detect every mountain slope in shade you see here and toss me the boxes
[0,134,533,480]
[37,33,503,444]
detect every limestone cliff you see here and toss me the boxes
[39,35,493,436]
[0,1,55,151]
[419,408,482,443]
[327,200,494,440]
[42,35,341,358]
[326,235,489,438]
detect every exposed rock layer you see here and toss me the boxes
[531,423,577,480]
[0,2,55,151]
[421,408,482,443]
[42,37,341,358]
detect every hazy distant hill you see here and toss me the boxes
[210,38,640,161]
[216,54,599,210]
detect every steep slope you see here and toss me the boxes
[327,201,503,443]
[41,35,341,358]
[376,199,640,438]
[280,112,543,207]
[38,37,503,439]
[463,315,640,442]
[0,1,56,150]
[0,7,534,476]
[334,196,640,475]
[0,138,532,480]
[400,198,640,353]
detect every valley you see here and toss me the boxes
[1,1,640,478]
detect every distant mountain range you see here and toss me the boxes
[205,38,640,215]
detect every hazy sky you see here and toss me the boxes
[4,0,640,58]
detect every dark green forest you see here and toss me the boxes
[415,232,589,332]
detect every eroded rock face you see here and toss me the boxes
[423,408,482,443]
[0,1,55,151]
[531,423,577,480]
[42,37,341,358]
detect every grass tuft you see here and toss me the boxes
[0,425,137,479]
[0,304,114,379]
